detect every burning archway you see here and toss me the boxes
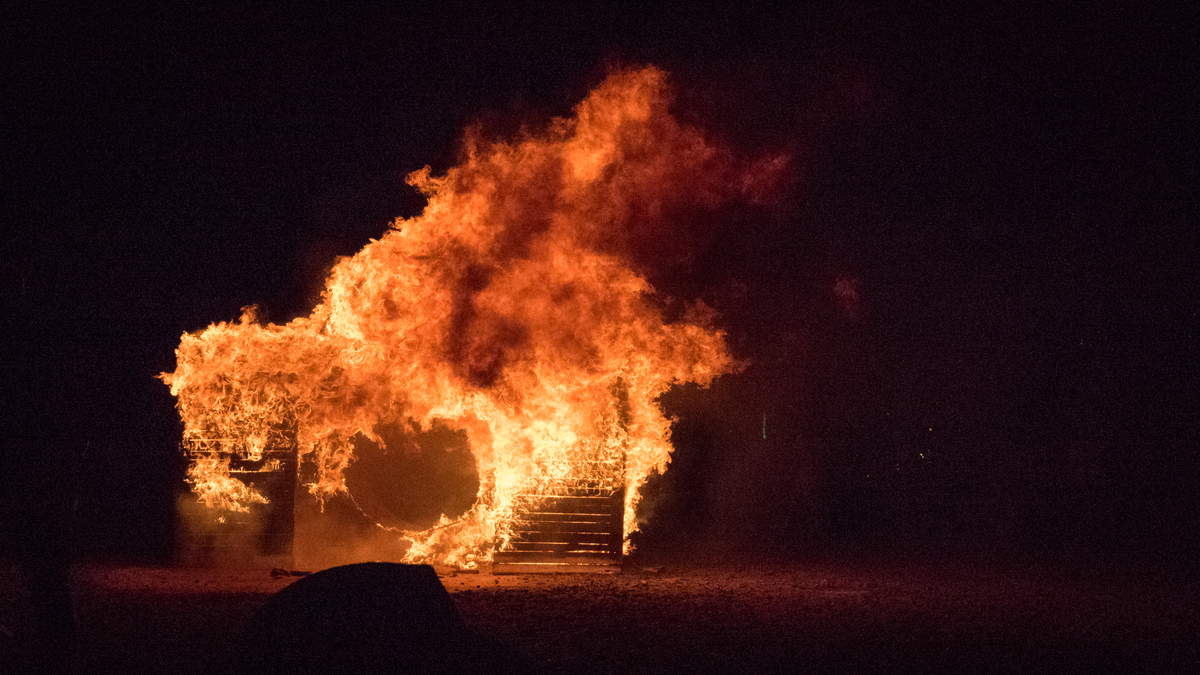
[162,67,781,570]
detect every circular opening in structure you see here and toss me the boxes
[344,420,480,533]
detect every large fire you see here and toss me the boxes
[162,67,780,568]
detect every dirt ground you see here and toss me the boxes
[2,555,1197,674]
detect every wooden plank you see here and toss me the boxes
[513,492,616,503]
[504,538,614,550]
[510,522,615,535]
[531,479,617,487]
[492,562,621,575]
[492,554,619,564]
[513,539,608,548]
[514,491,619,499]
[512,511,618,524]
[504,542,614,554]
[509,523,615,537]
[512,513,615,524]
[502,541,615,553]
[511,496,617,515]
[550,477,617,483]
[521,486,622,497]
[499,542,619,554]
[505,539,613,548]
[505,544,615,555]
[493,551,620,564]
[510,530,614,543]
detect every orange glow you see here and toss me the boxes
[161,67,778,568]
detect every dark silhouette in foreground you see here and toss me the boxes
[219,563,528,675]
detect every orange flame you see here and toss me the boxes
[161,67,777,568]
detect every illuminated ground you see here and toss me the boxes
[2,556,1196,673]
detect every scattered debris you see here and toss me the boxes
[434,564,481,577]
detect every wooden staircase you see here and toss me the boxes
[493,478,624,574]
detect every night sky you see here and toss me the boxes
[3,3,1196,565]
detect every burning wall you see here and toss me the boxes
[161,66,781,568]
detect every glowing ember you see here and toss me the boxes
[161,67,780,568]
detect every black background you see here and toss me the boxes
[3,3,1196,566]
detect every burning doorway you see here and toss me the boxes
[162,67,781,571]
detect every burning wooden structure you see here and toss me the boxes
[494,480,625,574]
[162,67,770,572]
[177,431,297,567]
[175,398,302,566]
